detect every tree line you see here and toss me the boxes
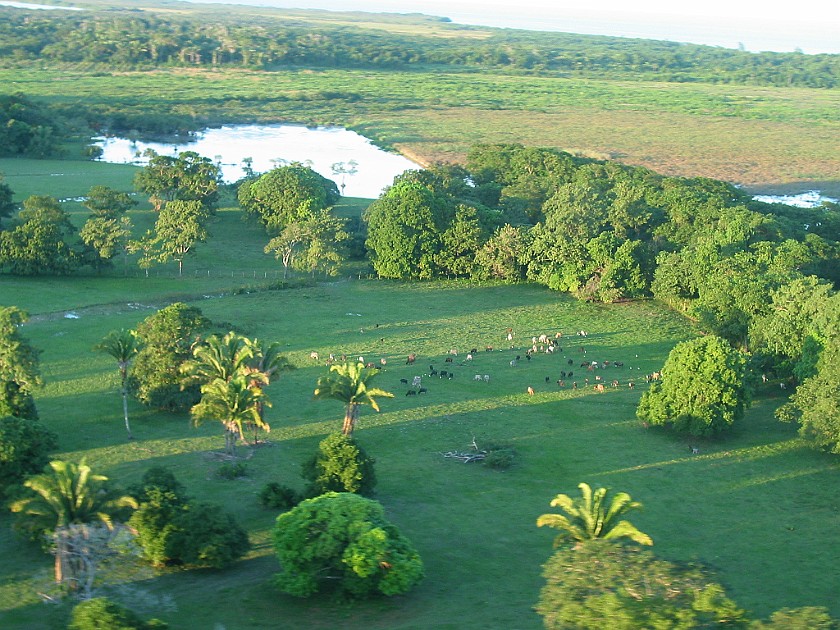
[1,7,838,88]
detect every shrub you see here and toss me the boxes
[483,443,516,470]
[68,596,167,630]
[128,469,249,569]
[216,461,248,480]
[167,501,250,569]
[273,492,423,598]
[301,433,376,497]
[127,466,187,502]
[259,482,302,510]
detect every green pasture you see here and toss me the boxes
[2,262,840,627]
[2,67,839,194]
[1,154,839,629]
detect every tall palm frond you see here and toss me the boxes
[182,331,254,386]
[537,482,652,547]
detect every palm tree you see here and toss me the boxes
[181,331,254,387]
[95,329,141,439]
[10,459,137,586]
[313,362,394,436]
[536,482,652,547]
[244,338,292,443]
[191,372,270,455]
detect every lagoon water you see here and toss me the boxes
[95,124,422,199]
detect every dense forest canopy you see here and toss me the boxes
[0,3,838,88]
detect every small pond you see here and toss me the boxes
[94,124,422,199]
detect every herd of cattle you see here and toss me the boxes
[312,328,660,398]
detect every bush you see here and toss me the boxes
[0,415,58,498]
[216,461,248,480]
[483,443,516,470]
[273,492,423,598]
[167,501,250,569]
[68,596,167,630]
[259,482,302,510]
[301,433,376,497]
[127,469,249,569]
[127,466,187,502]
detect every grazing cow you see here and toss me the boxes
[466,353,473,361]
[527,386,535,396]
[510,359,517,367]
[310,351,319,361]
[614,361,624,368]
[594,375,602,382]
[429,364,435,372]
[689,445,700,455]
[545,376,551,383]
[440,370,448,378]
[430,369,438,377]
[412,376,422,388]
[406,353,416,365]
[594,383,605,393]
[568,359,574,366]
[474,374,482,381]
[406,389,417,396]
[380,358,387,366]
[470,348,478,355]
[555,332,563,339]
[515,355,521,361]
[449,348,458,356]
[561,371,567,378]
[526,354,532,361]
[568,371,573,378]
[445,357,454,363]
[572,381,578,389]
[557,380,565,387]
[628,381,635,389]
[485,345,494,352]
[484,375,490,382]
[611,380,620,388]
[400,378,409,385]
[418,387,428,394]
[539,334,548,344]
[651,371,661,381]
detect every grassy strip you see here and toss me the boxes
[2,67,838,193]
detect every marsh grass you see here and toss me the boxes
[1,161,839,629]
[2,67,838,193]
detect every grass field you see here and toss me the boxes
[1,157,840,628]
[3,66,839,195]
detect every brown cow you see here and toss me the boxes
[594,383,605,393]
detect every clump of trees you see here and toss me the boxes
[272,492,423,598]
[636,335,751,436]
[129,303,209,411]
[0,306,42,420]
[183,331,291,455]
[127,466,249,569]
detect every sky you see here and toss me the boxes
[184,0,840,54]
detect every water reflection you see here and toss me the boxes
[95,124,421,199]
